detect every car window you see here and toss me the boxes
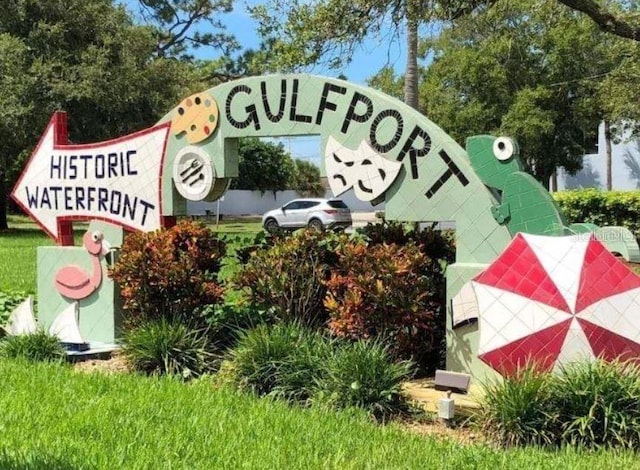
[283,201,302,210]
[301,201,321,209]
[328,200,348,209]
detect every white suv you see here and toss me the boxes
[262,198,352,233]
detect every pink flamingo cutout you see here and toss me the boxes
[54,230,111,300]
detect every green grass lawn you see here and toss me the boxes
[2,215,639,468]
[0,216,67,294]
[0,359,636,470]
[0,215,262,293]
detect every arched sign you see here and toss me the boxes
[11,73,535,378]
[157,74,512,264]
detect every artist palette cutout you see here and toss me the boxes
[324,136,402,202]
[172,92,219,144]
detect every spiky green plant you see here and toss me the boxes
[479,366,555,447]
[122,318,213,380]
[549,360,640,449]
[313,340,413,421]
[227,322,332,402]
[0,331,66,363]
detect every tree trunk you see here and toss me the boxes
[604,120,612,190]
[549,171,558,192]
[0,184,9,230]
[0,168,8,230]
[405,9,420,232]
[404,16,419,111]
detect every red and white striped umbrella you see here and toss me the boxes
[452,233,640,377]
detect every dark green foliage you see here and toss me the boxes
[122,318,213,379]
[554,190,640,235]
[358,220,455,266]
[313,340,413,421]
[233,231,271,265]
[233,230,341,327]
[549,361,640,449]
[227,323,413,419]
[479,360,640,449]
[199,297,275,352]
[479,367,555,448]
[0,331,66,363]
[109,220,226,328]
[227,322,331,402]
[292,159,324,197]
[231,137,296,192]
[0,291,27,326]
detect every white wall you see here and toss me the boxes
[187,188,383,216]
[556,123,640,191]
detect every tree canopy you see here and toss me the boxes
[367,0,626,184]
[132,0,238,58]
[292,159,324,197]
[0,0,216,229]
[232,138,323,194]
[232,138,297,192]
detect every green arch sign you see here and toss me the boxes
[158,74,512,265]
[14,73,569,378]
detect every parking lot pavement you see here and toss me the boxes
[351,211,380,228]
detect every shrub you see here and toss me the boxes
[313,340,413,421]
[0,291,28,326]
[324,241,442,372]
[227,322,331,402]
[199,296,275,353]
[233,230,340,327]
[357,220,455,266]
[554,189,640,234]
[109,220,226,327]
[478,366,554,448]
[0,331,66,363]
[356,222,454,371]
[479,360,640,449]
[549,360,640,449]
[122,318,213,379]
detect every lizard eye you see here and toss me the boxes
[493,137,516,161]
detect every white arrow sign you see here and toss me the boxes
[12,112,171,243]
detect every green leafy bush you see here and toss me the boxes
[479,367,554,447]
[227,322,331,402]
[199,297,275,353]
[479,360,640,449]
[324,241,442,372]
[554,189,640,234]
[0,331,66,363]
[109,220,226,327]
[227,323,414,419]
[233,230,340,327]
[0,291,28,326]
[122,318,213,379]
[358,220,456,267]
[356,222,454,370]
[549,361,640,449]
[313,340,413,421]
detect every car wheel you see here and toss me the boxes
[264,218,280,234]
[308,218,324,231]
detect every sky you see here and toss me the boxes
[122,0,411,166]
[221,0,409,84]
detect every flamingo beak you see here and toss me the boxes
[101,240,112,257]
